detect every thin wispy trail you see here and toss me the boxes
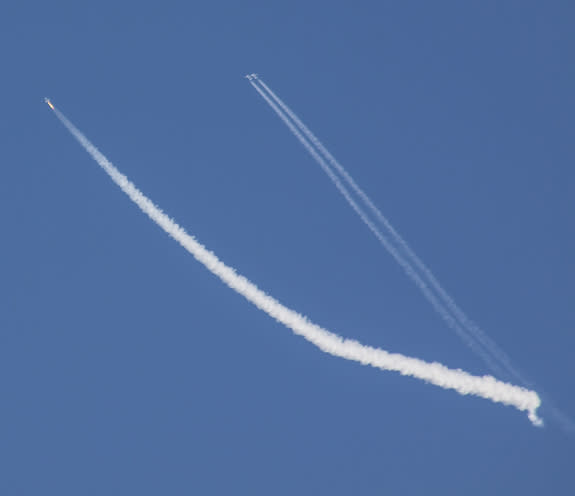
[254,79,528,384]
[250,80,510,380]
[256,79,575,432]
[47,101,542,426]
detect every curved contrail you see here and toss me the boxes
[47,101,542,426]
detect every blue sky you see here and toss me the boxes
[2,1,574,494]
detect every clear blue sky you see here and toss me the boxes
[1,1,574,494]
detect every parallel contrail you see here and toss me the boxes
[252,78,575,433]
[251,77,529,384]
[47,101,542,426]
[249,79,511,379]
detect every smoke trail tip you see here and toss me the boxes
[529,410,544,427]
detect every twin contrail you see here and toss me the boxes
[46,100,542,426]
[249,76,529,386]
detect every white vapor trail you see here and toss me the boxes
[47,102,542,426]
[254,78,575,433]
[249,79,512,380]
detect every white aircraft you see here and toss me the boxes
[244,73,258,81]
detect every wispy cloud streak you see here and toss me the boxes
[47,102,542,426]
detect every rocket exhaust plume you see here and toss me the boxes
[46,100,542,426]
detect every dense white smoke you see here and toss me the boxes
[48,102,542,426]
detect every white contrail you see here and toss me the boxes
[252,78,529,384]
[47,101,542,426]
[249,79,511,379]
[254,79,575,431]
